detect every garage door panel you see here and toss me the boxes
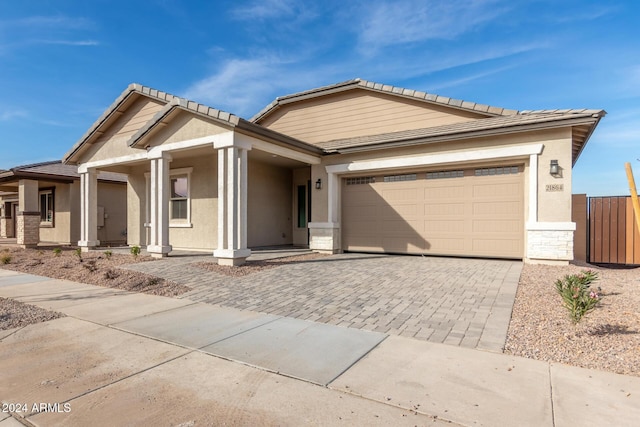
[381,203,420,218]
[424,185,465,199]
[472,238,521,254]
[380,237,425,253]
[381,188,419,201]
[379,220,423,234]
[472,201,522,215]
[472,219,521,233]
[342,169,523,258]
[472,182,520,198]
[424,203,465,216]
[424,220,465,233]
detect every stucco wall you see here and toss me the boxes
[97,182,128,244]
[126,167,147,247]
[39,183,71,244]
[247,158,293,248]
[168,154,217,250]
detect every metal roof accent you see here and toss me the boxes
[250,78,519,123]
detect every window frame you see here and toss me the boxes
[38,188,55,227]
[169,168,192,228]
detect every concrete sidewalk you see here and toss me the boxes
[1,269,639,426]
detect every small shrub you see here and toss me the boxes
[104,269,119,280]
[104,250,113,260]
[53,248,62,257]
[74,248,83,261]
[555,270,601,324]
[82,260,97,273]
[146,277,161,286]
[0,253,11,265]
[130,245,141,259]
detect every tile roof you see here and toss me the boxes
[64,83,179,163]
[251,78,519,123]
[316,110,605,164]
[0,161,126,183]
[127,97,324,155]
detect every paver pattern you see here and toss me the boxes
[123,252,522,351]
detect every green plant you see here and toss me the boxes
[555,270,601,324]
[53,248,62,257]
[74,248,83,261]
[130,245,141,259]
[0,253,11,265]
[104,250,113,260]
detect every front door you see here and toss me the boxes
[292,168,311,246]
[11,203,18,238]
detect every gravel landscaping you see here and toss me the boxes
[1,245,639,377]
[505,262,640,377]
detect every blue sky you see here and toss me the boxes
[0,0,638,196]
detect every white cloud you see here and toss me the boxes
[358,0,507,54]
[38,39,99,46]
[230,0,298,20]
[0,109,27,121]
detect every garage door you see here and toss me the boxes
[342,165,524,258]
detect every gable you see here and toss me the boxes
[256,88,487,145]
[81,97,165,163]
[141,110,232,148]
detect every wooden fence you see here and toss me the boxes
[582,195,640,265]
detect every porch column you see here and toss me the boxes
[17,179,40,248]
[309,171,341,253]
[78,169,100,251]
[147,152,173,257]
[213,138,252,266]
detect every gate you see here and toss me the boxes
[588,196,640,265]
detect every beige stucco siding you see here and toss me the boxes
[145,111,230,148]
[247,158,293,247]
[258,90,485,144]
[536,127,573,222]
[168,155,217,250]
[126,168,147,247]
[39,183,72,244]
[82,98,165,163]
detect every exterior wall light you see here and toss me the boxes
[315,178,322,189]
[550,160,559,176]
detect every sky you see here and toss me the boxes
[0,0,638,196]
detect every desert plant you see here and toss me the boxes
[104,269,119,280]
[104,250,113,260]
[130,245,141,259]
[74,248,83,261]
[555,270,600,324]
[53,248,62,257]
[82,260,98,273]
[0,253,11,264]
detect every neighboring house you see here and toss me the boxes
[62,79,604,265]
[0,161,127,247]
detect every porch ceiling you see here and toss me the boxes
[249,148,311,168]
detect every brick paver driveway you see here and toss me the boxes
[124,253,522,352]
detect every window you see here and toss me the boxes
[39,189,54,225]
[346,176,376,185]
[170,175,188,220]
[426,170,464,179]
[297,185,306,228]
[384,173,417,182]
[474,166,519,176]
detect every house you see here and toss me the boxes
[62,79,604,265]
[0,161,127,247]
